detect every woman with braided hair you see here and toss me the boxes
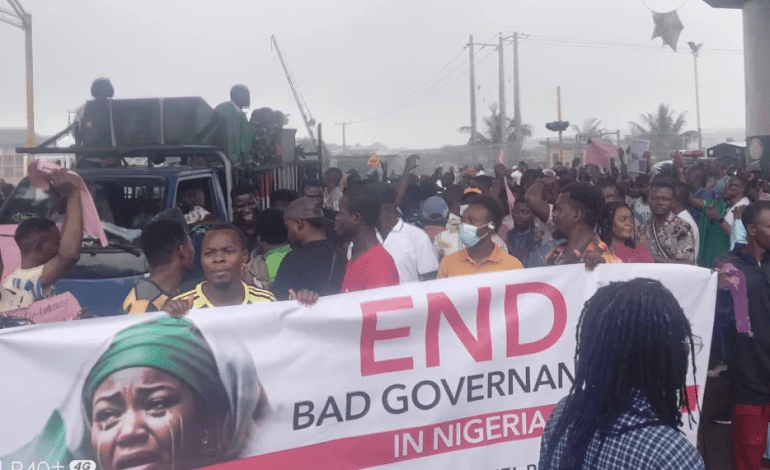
[539,279,704,469]
[597,202,654,263]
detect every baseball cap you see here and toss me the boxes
[283,197,325,221]
[421,196,449,221]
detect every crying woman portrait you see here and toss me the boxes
[3,316,266,470]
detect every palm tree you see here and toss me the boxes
[571,118,604,137]
[628,104,690,157]
[459,103,532,145]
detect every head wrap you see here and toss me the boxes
[83,316,230,420]
[3,315,263,466]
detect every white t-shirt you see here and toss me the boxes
[0,286,33,313]
[725,197,751,226]
[633,198,653,223]
[678,209,701,261]
[324,187,343,212]
[1,265,52,310]
[184,206,211,225]
[348,220,439,283]
[382,220,439,283]
[535,204,557,243]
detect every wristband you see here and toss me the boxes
[716,218,725,225]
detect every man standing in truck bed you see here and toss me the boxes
[214,85,254,162]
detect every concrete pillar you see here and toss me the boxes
[743,0,770,174]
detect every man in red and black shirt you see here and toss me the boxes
[335,184,399,293]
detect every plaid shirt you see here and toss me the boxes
[539,391,704,469]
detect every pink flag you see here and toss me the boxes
[498,150,516,212]
[585,139,617,169]
[28,159,109,247]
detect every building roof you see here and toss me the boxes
[0,128,47,147]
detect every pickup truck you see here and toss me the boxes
[1,94,324,318]
[0,145,320,317]
[0,147,232,316]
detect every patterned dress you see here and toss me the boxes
[546,235,620,266]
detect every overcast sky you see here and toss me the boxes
[0,0,744,149]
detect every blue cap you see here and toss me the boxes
[421,196,449,220]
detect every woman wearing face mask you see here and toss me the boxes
[597,202,654,263]
[438,195,524,278]
[4,316,265,470]
[435,190,508,260]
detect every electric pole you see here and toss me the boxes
[498,34,506,150]
[1,0,34,147]
[335,122,348,156]
[512,32,522,160]
[469,35,478,165]
[688,41,704,151]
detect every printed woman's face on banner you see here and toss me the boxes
[90,367,210,470]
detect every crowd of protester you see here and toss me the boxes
[5,146,770,468]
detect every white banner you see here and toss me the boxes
[0,264,716,470]
[629,139,650,174]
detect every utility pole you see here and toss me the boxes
[335,122,348,155]
[557,86,563,165]
[469,35,478,166]
[512,32,522,160]
[688,42,704,151]
[498,34,506,151]
[1,0,34,147]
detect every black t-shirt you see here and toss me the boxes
[270,239,347,301]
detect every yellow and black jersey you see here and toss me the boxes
[171,281,275,309]
[123,280,174,315]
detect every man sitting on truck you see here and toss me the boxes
[122,220,195,314]
[178,187,217,230]
[231,184,260,251]
[1,170,84,311]
[164,223,275,315]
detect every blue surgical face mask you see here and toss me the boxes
[459,222,492,248]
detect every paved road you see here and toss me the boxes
[699,374,732,469]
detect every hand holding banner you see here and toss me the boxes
[0,264,716,470]
[584,139,618,169]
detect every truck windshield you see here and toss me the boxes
[0,176,167,243]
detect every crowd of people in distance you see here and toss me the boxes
[5,143,770,469]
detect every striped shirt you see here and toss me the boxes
[171,281,275,309]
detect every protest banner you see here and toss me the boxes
[0,264,716,470]
[629,140,650,173]
[2,292,82,324]
[584,139,617,169]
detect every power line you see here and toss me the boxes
[346,35,500,125]
[346,46,469,124]
[388,47,467,109]
[524,34,742,54]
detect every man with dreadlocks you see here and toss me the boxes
[539,278,704,469]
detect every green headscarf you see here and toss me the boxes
[82,316,230,420]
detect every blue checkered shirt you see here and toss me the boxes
[539,391,705,469]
